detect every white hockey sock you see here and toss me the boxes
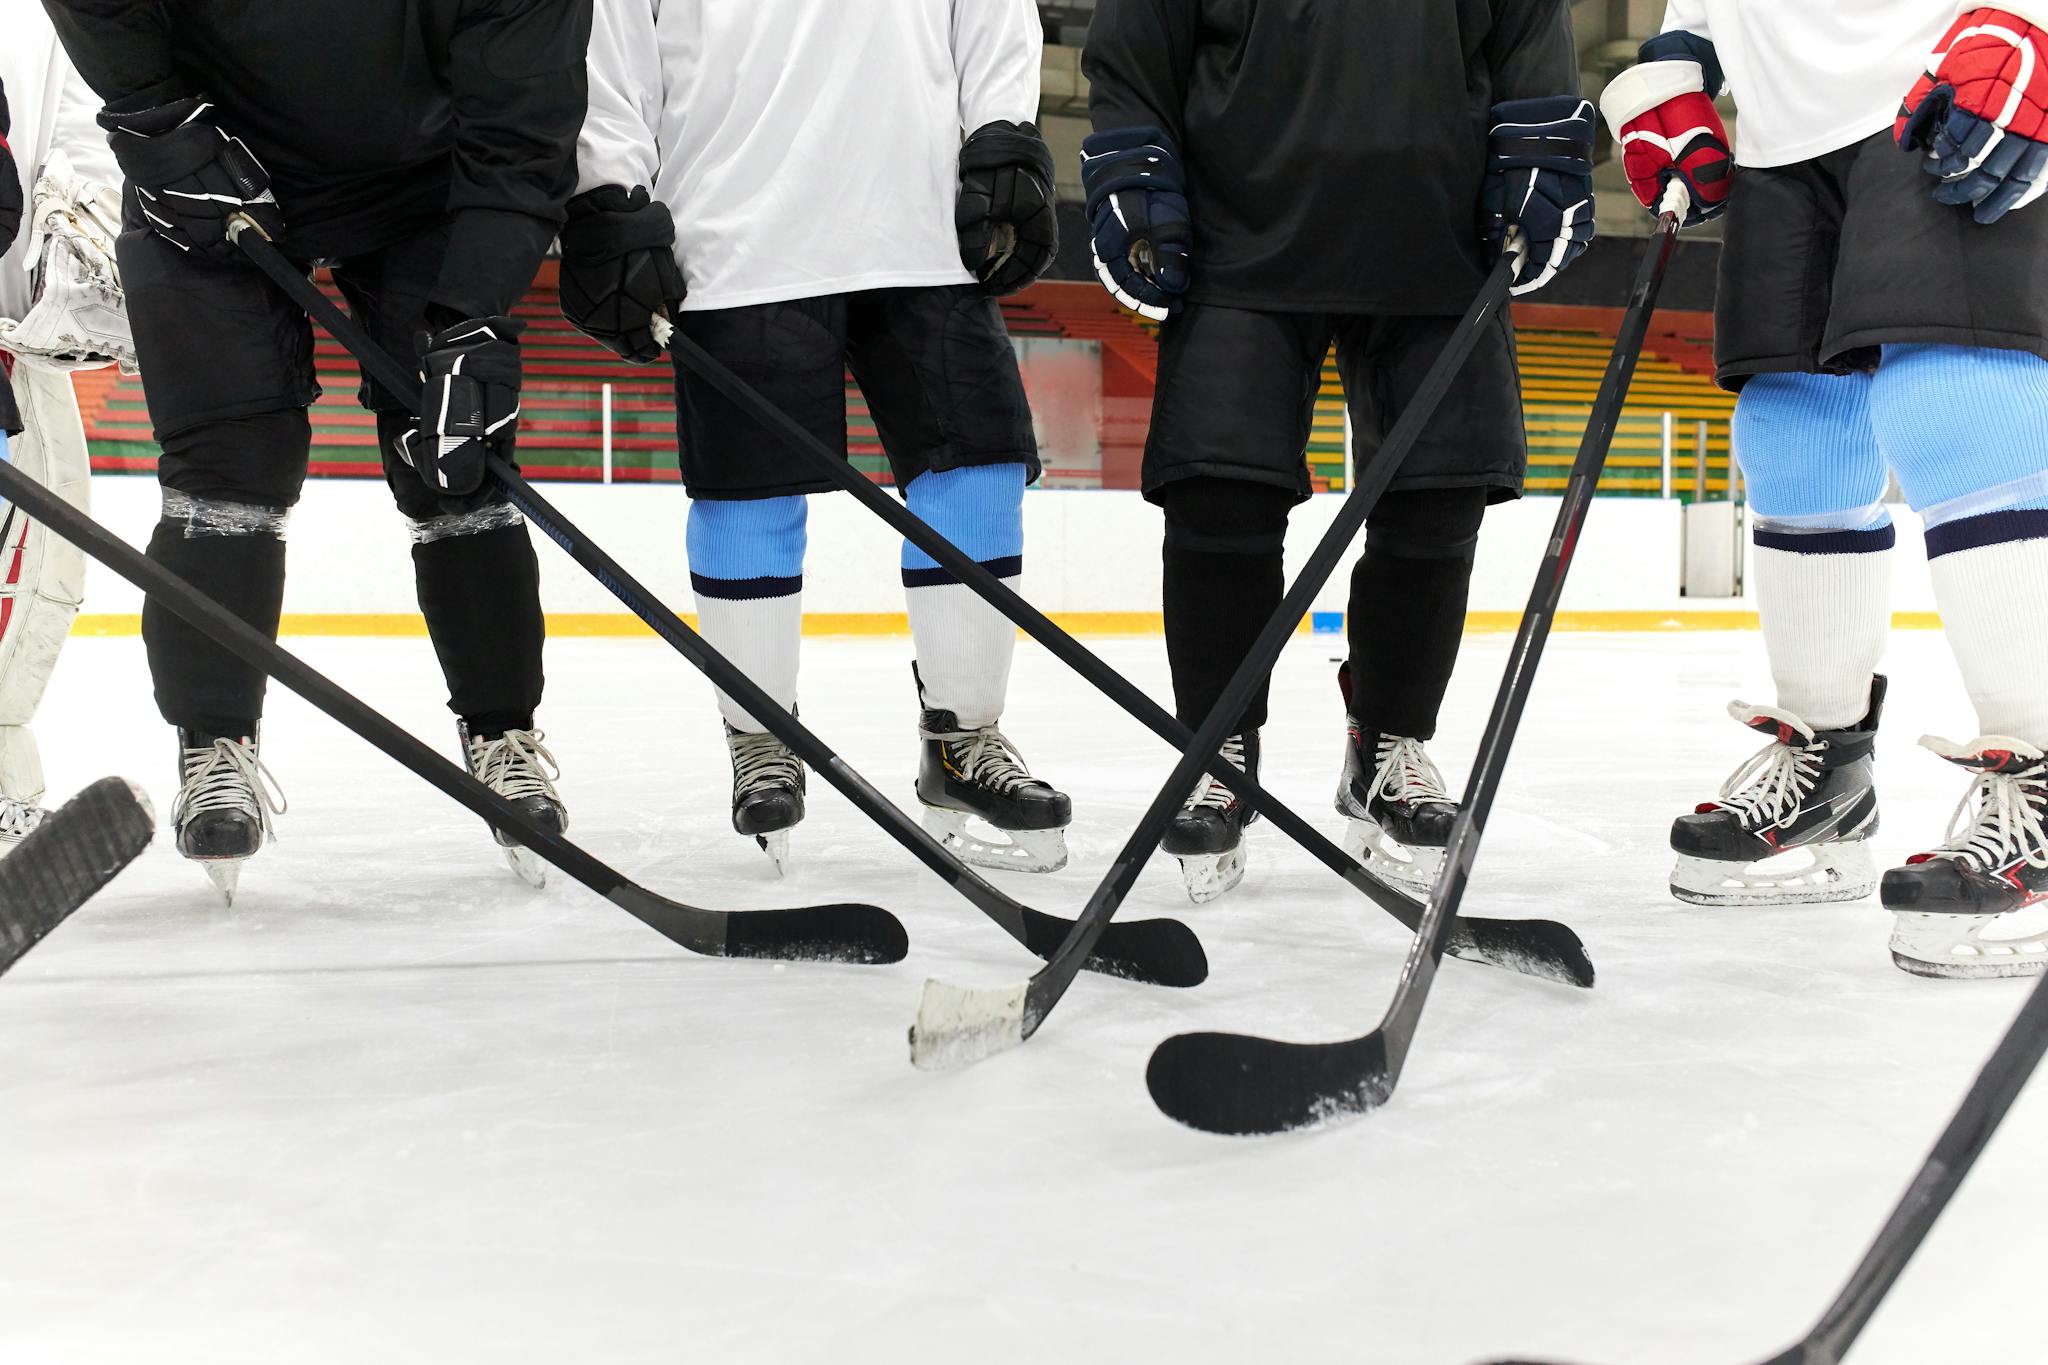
[1752,531,1893,730]
[686,495,808,734]
[1927,521,2048,746]
[908,581,1018,729]
[693,592,802,733]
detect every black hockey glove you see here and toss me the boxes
[559,185,687,364]
[399,317,524,499]
[1482,97,1598,296]
[98,95,283,264]
[956,121,1059,296]
[1080,126,1192,320]
[0,84,23,257]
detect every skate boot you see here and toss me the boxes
[1883,737,2048,979]
[726,723,805,876]
[1669,678,1885,906]
[171,729,285,905]
[1337,725,1458,896]
[0,796,43,857]
[462,725,568,889]
[1163,731,1259,904]
[916,708,1071,874]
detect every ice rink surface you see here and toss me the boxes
[3,628,2042,1365]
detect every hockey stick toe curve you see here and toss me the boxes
[1448,917,1596,988]
[1019,908,1209,988]
[725,903,911,964]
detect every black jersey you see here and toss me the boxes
[1083,0,1578,316]
[41,0,591,318]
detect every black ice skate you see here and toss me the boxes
[1337,724,1458,896]
[1884,736,2048,980]
[1669,678,1885,906]
[916,708,1070,874]
[726,723,805,877]
[462,724,568,890]
[1162,730,1259,904]
[171,728,285,905]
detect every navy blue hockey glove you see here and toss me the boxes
[98,95,283,264]
[559,185,687,365]
[1483,97,1598,295]
[1080,126,1192,320]
[399,317,524,499]
[957,121,1059,296]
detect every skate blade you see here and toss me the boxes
[1668,845,1878,907]
[200,860,242,907]
[921,806,1068,875]
[754,830,791,878]
[502,843,548,890]
[1890,906,2048,980]
[1176,843,1246,905]
[1342,819,1444,896]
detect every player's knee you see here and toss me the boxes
[156,409,312,512]
[1731,371,1888,530]
[406,503,527,546]
[1159,476,1293,556]
[687,493,809,583]
[157,489,291,542]
[1365,486,1488,561]
[902,462,1025,573]
[1871,344,2048,520]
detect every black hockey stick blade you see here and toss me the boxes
[1019,905,1207,989]
[0,777,155,978]
[1445,914,1593,989]
[1147,1029,1394,1136]
[0,457,906,969]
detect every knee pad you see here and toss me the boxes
[1364,486,1489,561]
[1160,476,1294,556]
[903,463,1025,580]
[156,408,313,509]
[1731,372,1890,532]
[0,366,90,737]
[407,502,525,545]
[687,494,808,593]
[1871,344,2048,527]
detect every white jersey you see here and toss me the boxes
[1662,0,1958,168]
[577,0,1042,312]
[0,0,115,321]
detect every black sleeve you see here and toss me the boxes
[1485,0,1579,103]
[39,0,188,108]
[432,0,595,321]
[1082,0,1198,138]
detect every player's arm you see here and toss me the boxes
[1078,0,1195,319]
[1597,0,1733,227]
[951,0,1058,295]
[1898,2,2048,223]
[559,0,684,365]
[38,0,184,108]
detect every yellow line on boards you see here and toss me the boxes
[69,610,1949,638]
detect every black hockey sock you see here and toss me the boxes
[1160,476,1297,733]
[1345,486,1488,741]
[143,515,286,738]
[413,520,546,737]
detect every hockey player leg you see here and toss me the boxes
[0,365,92,852]
[902,463,1071,874]
[1157,476,1293,902]
[688,494,807,875]
[1672,371,1890,905]
[1873,345,2048,975]
[1336,486,1486,895]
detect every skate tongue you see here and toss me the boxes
[1726,701,1813,746]
[1919,734,2047,774]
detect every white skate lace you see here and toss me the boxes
[1930,762,2048,872]
[1187,734,1249,812]
[1372,735,1451,807]
[943,726,1039,797]
[172,738,287,838]
[0,796,44,844]
[468,730,563,806]
[728,728,801,799]
[1716,738,1822,826]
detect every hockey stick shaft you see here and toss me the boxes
[230,220,1199,984]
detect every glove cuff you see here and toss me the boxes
[422,316,526,352]
[960,121,1056,182]
[97,94,211,139]
[1488,97,1598,168]
[561,185,677,257]
[1600,62,1710,135]
[1967,2,2048,30]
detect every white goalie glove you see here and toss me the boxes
[0,150,134,374]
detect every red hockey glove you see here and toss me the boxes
[1898,7,2048,223]
[1599,31,1733,227]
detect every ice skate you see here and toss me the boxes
[1337,724,1457,896]
[1883,737,2048,980]
[1669,678,1885,907]
[1162,731,1258,904]
[0,795,44,858]
[916,708,1070,874]
[727,723,805,876]
[462,725,568,889]
[171,729,285,905]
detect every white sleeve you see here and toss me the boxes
[1660,0,1714,42]
[48,51,117,189]
[952,0,1042,134]
[576,0,663,193]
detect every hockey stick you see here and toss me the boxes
[906,255,1521,1069]
[0,777,155,978]
[0,455,908,966]
[656,308,1591,990]
[229,218,1205,991]
[1481,968,2048,1365]
[1146,202,1687,1133]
